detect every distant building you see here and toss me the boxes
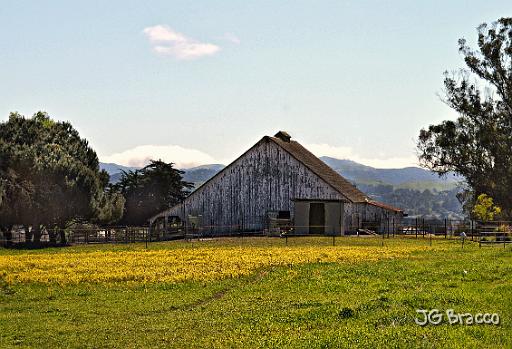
[150,132,403,235]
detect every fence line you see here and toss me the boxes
[1,227,150,246]
[1,218,512,247]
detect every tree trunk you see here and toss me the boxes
[59,228,67,244]
[24,225,33,242]
[1,226,13,246]
[48,228,57,244]
[32,223,41,243]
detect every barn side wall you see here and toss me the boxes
[344,203,403,234]
[158,138,346,234]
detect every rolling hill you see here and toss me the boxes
[100,163,140,176]
[100,159,464,218]
[319,157,460,190]
[101,159,460,190]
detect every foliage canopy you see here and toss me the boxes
[417,17,512,217]
[472,193,502,222]
[113,160,192,226]
[0,112,124,243]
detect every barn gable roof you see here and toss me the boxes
[268,135,368,203]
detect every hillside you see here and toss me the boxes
[100,163,140,176]
[319,157,460,188]
[178,158,462,191]
[101,160,464,218]
[100,162,223,186]
[318,157,464,218]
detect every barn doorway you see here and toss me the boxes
[309,203,325,234]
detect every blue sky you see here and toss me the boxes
[1,1,510,168]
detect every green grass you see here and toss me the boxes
[0,237,511,348]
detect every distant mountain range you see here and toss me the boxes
[319,157,461,191]
[180,164,225,187]
[100,162,140,175]
[99,162,225,185]
[100,159,464,218]
[100,159,461,190]
[99,162,140,184]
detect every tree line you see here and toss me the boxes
[0,112,191,245]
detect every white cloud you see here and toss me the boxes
[143,25,220,60]
[101,142,418,171]
[305,143,418,169]
[221,32,240,44]
[100,145,218,169]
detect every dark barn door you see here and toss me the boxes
[309,203,325,234]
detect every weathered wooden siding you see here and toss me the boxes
[344,203,403,233]
[157,137,346,233]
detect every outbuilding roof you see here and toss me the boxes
[367,200,403,213]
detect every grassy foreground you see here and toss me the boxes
[0,237,511,348]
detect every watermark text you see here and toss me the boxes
[415,309,500,326]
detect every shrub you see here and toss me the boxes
[338,307,355,319]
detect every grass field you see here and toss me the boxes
[0,237,511,348]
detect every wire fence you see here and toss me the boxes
[1,227,150,246]
[1,218,512,248]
